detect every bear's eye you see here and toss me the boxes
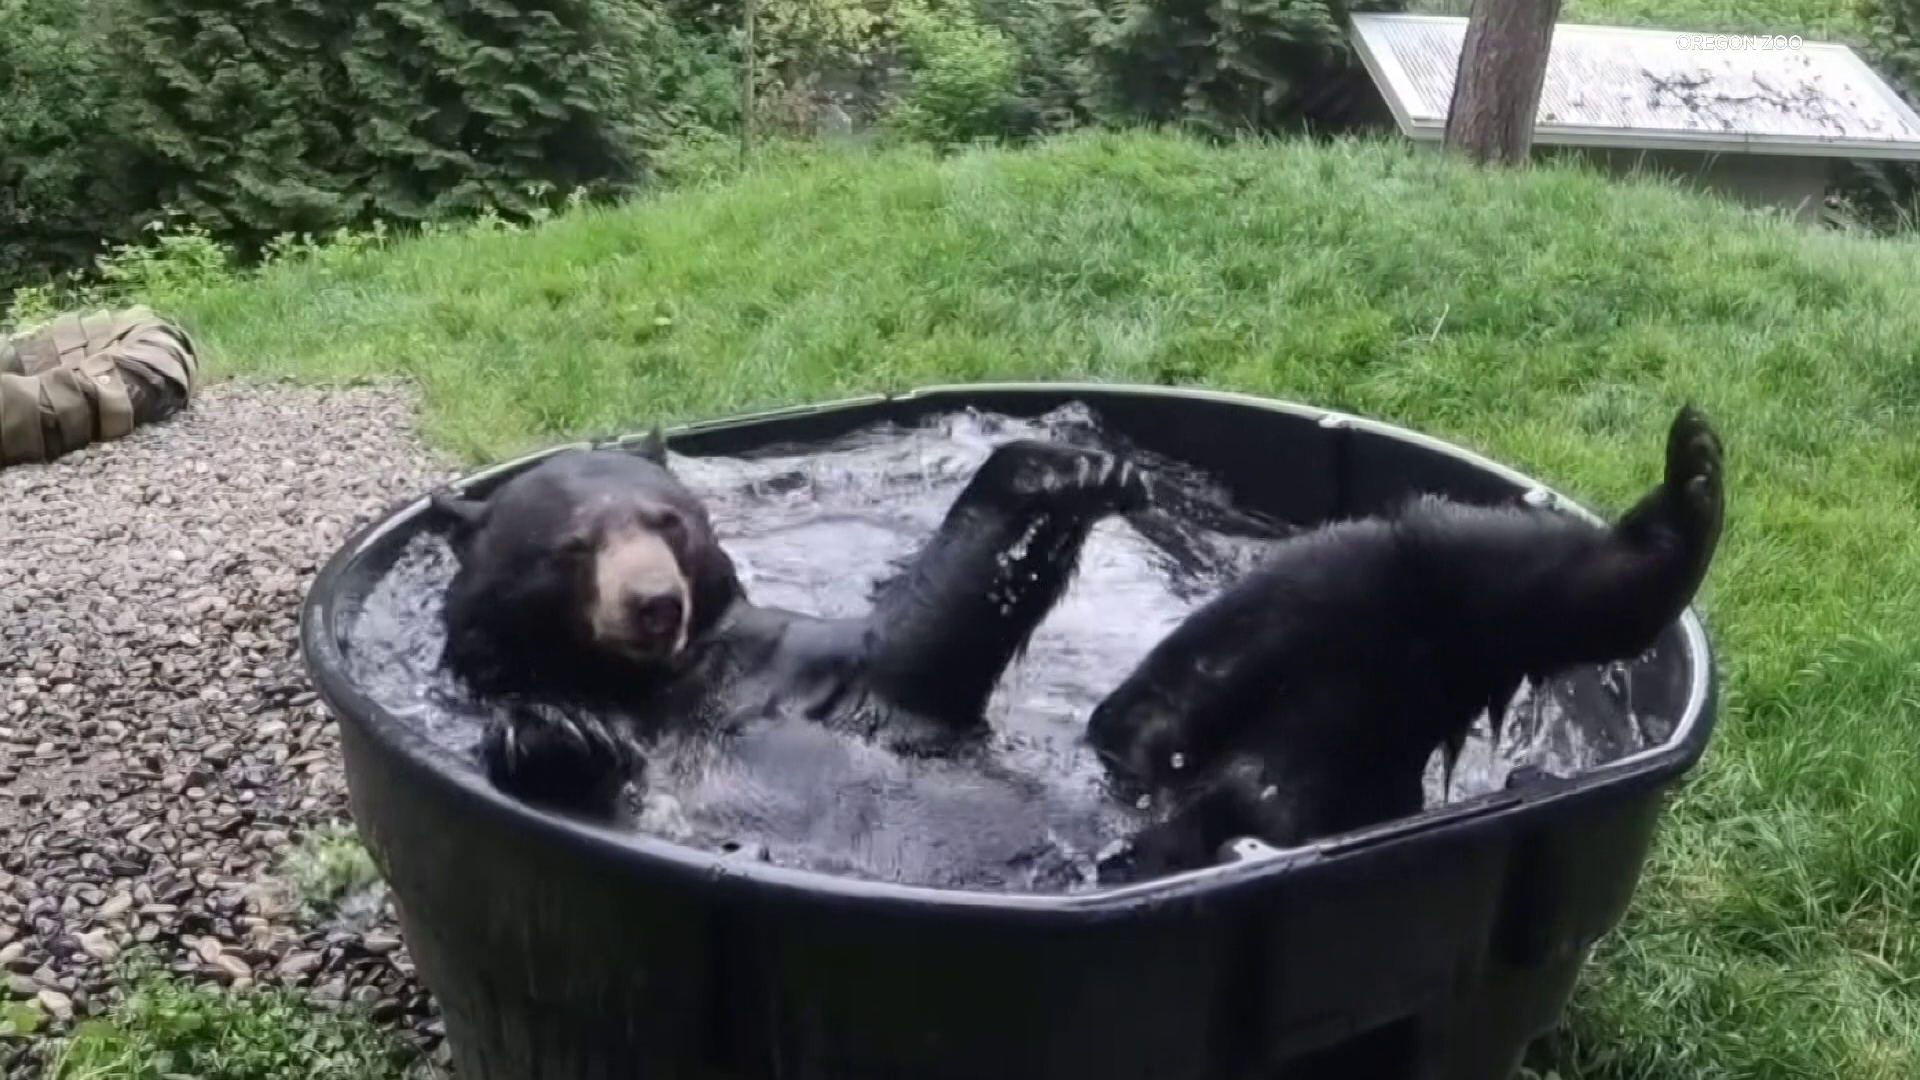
[650,508,689,551]
[557,531,596,558]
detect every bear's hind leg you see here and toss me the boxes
[1424,404,1726,675]
[480,700,639,821]
[865,439,1150,730]
[1602,403,1725,620]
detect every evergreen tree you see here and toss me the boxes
[1,0,154,289]
[338,0,669,224]
[1082,0,1406,137]
[1839,0,1920,231]
[119,0,364,249]
[119,0,668,255]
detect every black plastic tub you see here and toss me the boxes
[300,382,1717,1080]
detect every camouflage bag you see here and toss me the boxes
[0,306,198,468]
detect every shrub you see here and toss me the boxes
[755,0,903,134]
[276,822,385,917]
[45,955,416,1080]
[3,216,241,332]
[0,0,152,291]
[654,0,1085,145]
[117,0,670,258]
[884,0,1023,144]
[656,24,751,134]
[1839,0,1920,231]
[1080,0,1408,136]
[668,0,891,134]
[975,0,1106,136]
[1860,0,1920,115]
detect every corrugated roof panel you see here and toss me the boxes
[1348,13,1920,159]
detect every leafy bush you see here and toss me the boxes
[0,0,152,291]
[669,0,897,135]
[274,822,385,917]
[974,0,1106,136]
[885,0,1023,144]
[1838,0,1920,231]
[657,24,752,134]
[1080,0,1408,136]
[117,0,670,258]
[757,0,894,79]
[3,216,243,332]
[757,0,903,134]
[716,0,1097,145]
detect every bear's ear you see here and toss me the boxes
[427,489,491,549]
[626,426,670,466]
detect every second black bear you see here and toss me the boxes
[1086,405,1726,880]
[428,432,1149,886]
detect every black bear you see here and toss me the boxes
[427,431,1151,885]
[1086,405,1726,880]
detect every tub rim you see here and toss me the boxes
[300,380,1716,917]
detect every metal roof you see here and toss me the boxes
[1348,12,1920,159]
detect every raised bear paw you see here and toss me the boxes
[999,440,1151,514]
[480,700,636,818]
[1663,404,1724,540]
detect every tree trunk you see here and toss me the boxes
[1442,0,1565,165]
[740,0,758,167]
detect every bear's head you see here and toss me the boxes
[429,433,743,698]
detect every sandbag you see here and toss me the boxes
[0,306,199,468]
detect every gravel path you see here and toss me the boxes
[0,380,462,1074]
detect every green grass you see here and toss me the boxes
[1564,0,1861,36]
[1409,0,1866,38]
[276,822,383,917]
[45,960,418,1080]
[48,129,1920,1077]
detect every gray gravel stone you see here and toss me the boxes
[0,380,464,1075]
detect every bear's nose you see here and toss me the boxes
[625,592,683,639]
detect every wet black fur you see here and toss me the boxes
[1088,405,1726,881]
[429,433,1148,820]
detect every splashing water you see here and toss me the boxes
[337,404,1663,893]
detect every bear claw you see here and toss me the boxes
[1665,406,1723,484]
[1662,405,1724,529]
[482,701,634,810]
[1006,442,1149,511]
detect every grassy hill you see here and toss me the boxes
[60,130,1920,1079]
[1420,0,1865,37]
